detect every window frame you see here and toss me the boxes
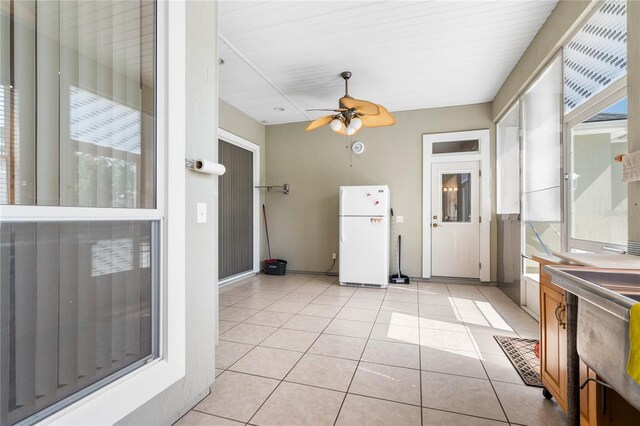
[0,1,187,424]
[562,77,628,254]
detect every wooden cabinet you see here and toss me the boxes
[580,359,597,426]
[536,255,571,411]
[534,255,638,426]
[540,279,568,410]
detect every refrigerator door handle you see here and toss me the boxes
[340,216,345,242]
[340,189,345,211]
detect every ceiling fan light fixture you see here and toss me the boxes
[330,118,343,132]
[304,71,395,134]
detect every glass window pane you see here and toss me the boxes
[564,0,627,114]
[0,220,158,425]
[524,221,562,258]
[497,103,520,214]
[522,57,562,223]
[432,139,479,155]
[0,0,156,208]
[441,173,471,222]
[570,97,627,245]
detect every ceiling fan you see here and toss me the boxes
[305,71,396,136]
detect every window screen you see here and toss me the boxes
[564,0,627,114]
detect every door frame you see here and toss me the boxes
[422,129,490,282]
[218,128,261,283]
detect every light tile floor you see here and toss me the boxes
[176,273,566,426]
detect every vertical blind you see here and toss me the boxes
[0,221,156,425]
[0,0,156,208]
[219,140,254,280]
[0,1,158,424]
[521,58,563,223]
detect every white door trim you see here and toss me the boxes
[217,128,261,280]
[422,129,491,282]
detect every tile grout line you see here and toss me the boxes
[333,284,387,426]
[216,368,511,425]
[243,274,356,425]
[461,284,512,423]
[214,277,540,425]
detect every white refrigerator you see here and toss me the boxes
[339,185,390,288]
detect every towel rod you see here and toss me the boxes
[255,184,290,194]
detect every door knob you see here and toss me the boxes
[432,223,439,228]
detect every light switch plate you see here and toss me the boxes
[396,216,404,223]
[197,203,207,223]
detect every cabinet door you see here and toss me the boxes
[540,283,567,410]
[580,363,597,426]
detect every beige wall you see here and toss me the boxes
[492,0,593,121]
[265,103,495,280]
[218,99,268,261]
[628,0,640,244]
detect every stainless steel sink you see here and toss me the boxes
[545,267,640,411]
[562,270,640,302]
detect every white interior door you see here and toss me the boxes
[431,161,480,278]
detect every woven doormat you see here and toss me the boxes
[494,336,543,387]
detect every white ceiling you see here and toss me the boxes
[219,0,558,125]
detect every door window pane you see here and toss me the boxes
[570,98,627,245]
[432,139,478,155]
[441,173,471,222]
[0,221,158,425]
[0,0,156,208]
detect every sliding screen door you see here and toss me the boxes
[219,140,254,280]
[0,1,159,424]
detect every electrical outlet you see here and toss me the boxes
[396,216,404,223]
[332,253,337,260]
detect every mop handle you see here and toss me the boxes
[398,235,402,274]
[263,204,272,259]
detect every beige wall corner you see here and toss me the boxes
[628,0,640,244]
[265,103,496,280]
[492,0,594,121]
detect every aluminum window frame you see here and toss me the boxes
[0,1,187,424]
[562,79,628,254]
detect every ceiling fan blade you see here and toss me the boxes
[360,105,396,127]
[305,115,334,131]
[306,108,347,112]
[339,97,380,115]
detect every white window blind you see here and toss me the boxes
[497,103,520,214]
[564,0,627,114]
[522,58,562,223]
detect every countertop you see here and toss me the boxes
[552,251,640,269]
